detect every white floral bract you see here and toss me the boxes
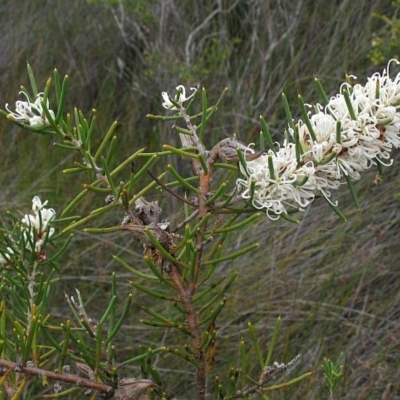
[21,196,56,252]
[237,60,400,219]
[5,92,55,127]
[162,85,197,110]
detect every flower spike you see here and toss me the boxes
[237,60,400,220]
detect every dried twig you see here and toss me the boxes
[0,359,114,396]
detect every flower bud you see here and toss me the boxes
[213,137,263,164]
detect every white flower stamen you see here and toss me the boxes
[5,92,55,127]
[161,85,198,110]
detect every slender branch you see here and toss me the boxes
[0,359,114,395]
[165,263,205,399]
[172,209,199,233]
[211,195,244,211]
[172,105,210,400]
[147,169,195,206]
[194,173,211,285]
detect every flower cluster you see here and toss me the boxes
[0,247,14,266]
[5,92,55,127]
[162,85,197,110]
[237,60,400,219]
[21,196,56,253]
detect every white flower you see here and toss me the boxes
[21,196,56,252]
[5,92,55,127]
[237,142,317,219]
[161,85,197,110]
[0,247,14,265]
[237,60,400,219]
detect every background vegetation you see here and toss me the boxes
[1,0,399,398]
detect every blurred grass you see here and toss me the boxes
[1,0,399,398]
[220,158,400,399]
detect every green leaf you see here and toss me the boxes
[199,298,227,327]
[163,144,198,159]
[101,155,117,196]
[298,94,317,141]
[343,173,360,208]
[342,89,357,120]
[263,372,313,391]
[281,93,295,131]
[202,243,259,266]
[314,77,329,105]
[199,87,208,141]
[145,228,189,269]
[106,135,118,164]
[240,337,247,381]
[248,322,264,370]
[324,196,347,222]
[205,87,228,123]
[55,73,69,124]
[336,120,342,143]
[99,295,117,326]
[26,63,38,97]
[167,164,200,193]
[198,273,237,314]
[93,119,117,161]
[214,213,261,233]
[265,317,281,366]
[260,116,276,154]
[105,293,133,345]
[129,280,175,301]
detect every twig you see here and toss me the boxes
[147,169,195,207]
[224,355,303,399]
[172,209,199,233]
[0,359,114,395]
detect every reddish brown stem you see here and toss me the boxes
[175,105,213,400]
[167,264,205,400]
[0,359,114,396]
[192,172,211,289]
